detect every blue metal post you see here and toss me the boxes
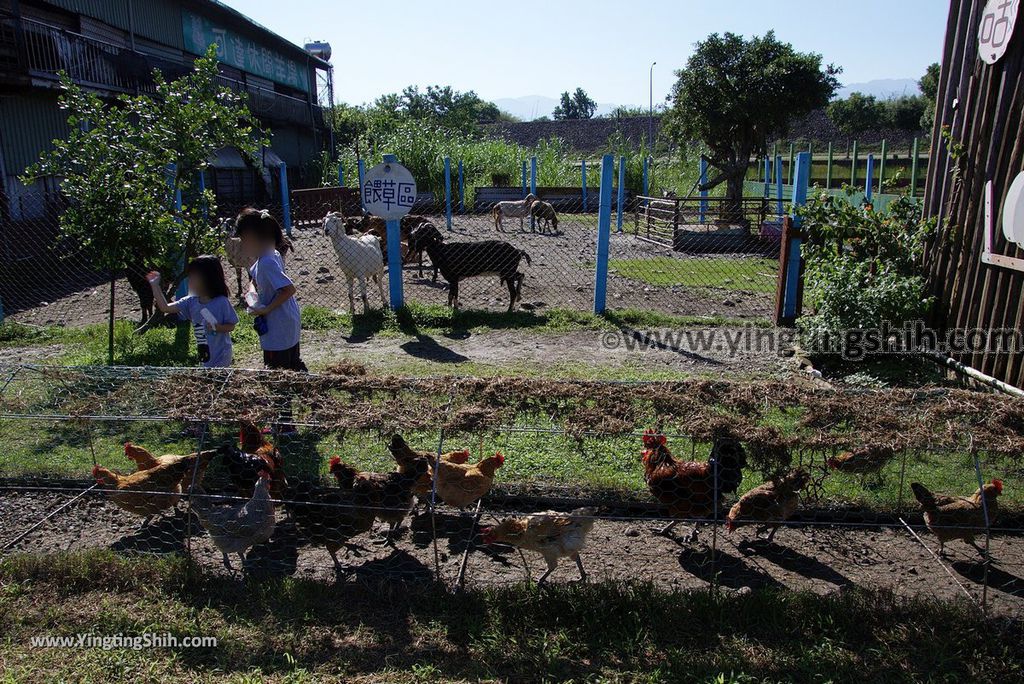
[616,156,626,232]
[382,154,404,310]
[698,156,709,224]
[279,161,292,237]
[357,159,366,209]
[581,160,588,212]
[593,154,615,314]
[457,160,464,214]
[865,154,875,202]
[775,154,784,217]
[783,152,811,320]
[521,161,528,196]
[444,156,452,230]
[642,156,649,199]
[337,161,344,187]
[530,155,537,231]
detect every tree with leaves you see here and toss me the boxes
[828,92,883,134]
[552,88,598,120]
[663,31,839,218]
[919,62,940,129]
[23,45,265,330]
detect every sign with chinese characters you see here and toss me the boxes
[979,0,1019,65]
[362,162,417,220]
[182,11,309,92]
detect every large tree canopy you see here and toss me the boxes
[663,31,839,211]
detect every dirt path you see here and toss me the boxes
[1,490,1020,617]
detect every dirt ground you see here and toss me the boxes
[3,213,776,327]
[1,489,1020,617]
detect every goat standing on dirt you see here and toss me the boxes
[408,224,530,312]
[530,201,559,233]
[323,211,387,313]
[492,193,538,232]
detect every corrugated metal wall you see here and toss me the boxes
[0,92,68,178]
[923,0,1024,386]
[43,0,185,49]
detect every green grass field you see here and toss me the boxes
[0,551,1018,683]
[609,257,778,293]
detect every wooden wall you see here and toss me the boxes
[923,0,1024,386]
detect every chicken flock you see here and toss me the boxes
[90,426,1006,583]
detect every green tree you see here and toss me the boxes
[827,92,883,133]
[552,88,598,120]
[22,46,265,322]
[881,95,927,131]
[919,62,941,129]
[663,31,839,216]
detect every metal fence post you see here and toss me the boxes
[775,154,784,217]
[357,159,366,210]
[616,156,626,232]
[444,156,452,230]
[879,139,887,191]
[826,142,833,189]
[530,156,537,231]
[458,160,464,214]
[198,170,208,220]
[594,154,614,314]
[581,160,588,211]
[788,142,795,184]
[521,160,528,196]
[698,156,709,224]
[910,137,920,197]
[279,161,292,237]
[337,161,344,187]
[642,156,649,199]
[382,154,404,310]
[865,154,875,202]
[850,140,859,188]
[169,163,188,298]
[782,151,811,322]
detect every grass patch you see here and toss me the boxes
[0,549,1018,683]
[609,257,778,293]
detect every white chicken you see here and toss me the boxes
[481,507,597,585]
[189,471,276,573]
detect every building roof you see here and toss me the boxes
[189,0,331,69]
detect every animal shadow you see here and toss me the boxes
[677,545,782,590]
[353,549,432,583]
[952,560,1024,598]
[742,540,853,588]
[109,511,189,555]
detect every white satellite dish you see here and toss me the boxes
[1002,171,1024,245]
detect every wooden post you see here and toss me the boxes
[850,140,859,188]
[581,160,588,212]
[826,142,833,190]
[910,137,920,197]
[879,139,887,192]
[788,142,795,184]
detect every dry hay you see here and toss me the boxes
[4,366,1024,456]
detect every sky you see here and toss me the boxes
[225,0,949,108]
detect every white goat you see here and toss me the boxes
[492,193,538,232]
[323,211,387,313]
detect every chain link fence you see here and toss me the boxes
[0,366,1019,614]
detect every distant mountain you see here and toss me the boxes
[835,78,922,100]
[493,95,629,121]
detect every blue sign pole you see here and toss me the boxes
[337,161,344,187]
[783,152,811,321]
[775,154,784,218]
[865,154,875,202]
[444,157,453,230]
[581,160,588,212]
[457,160,464,214]
[616,156,626,232]
[593,154,615,314]
[530,156,537,231]
[698,156,709,224]
[167,163,188,298]
[357,159,366,210]
[381,154,404,310]
[279,162,292,237]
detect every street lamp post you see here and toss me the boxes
[649,61,656,152]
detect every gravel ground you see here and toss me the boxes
[1,489,1020,617]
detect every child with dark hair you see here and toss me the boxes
[234,207,306,372]
[149,255,238,368]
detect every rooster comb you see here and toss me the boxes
[328,456,342,469]
[992,479,1004,494]
[642,430,666,448]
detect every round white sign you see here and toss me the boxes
[1002,171,1024,245]
[979,0,1019,65]
[361,160,417,220]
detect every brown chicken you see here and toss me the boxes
[387,434,471,500]
[911,480,1003,557]
[222,423,288,500]
[482,507,597,585]
[726,468,810,543]
[827,445,893,487]
[328,455,429,543]
[123,442,213,489]
[283,476,377,574]
[641,430,747,542]
[426,452,505,509]
[93,449,215,525]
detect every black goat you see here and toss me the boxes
[408,225,530,312]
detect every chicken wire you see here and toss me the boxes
[0,364,1020,614]
[1,187,783,330]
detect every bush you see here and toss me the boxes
[797,190,934,356]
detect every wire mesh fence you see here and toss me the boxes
[0,365,1020,614]
[1,183,785,329]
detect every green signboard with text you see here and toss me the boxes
[182,10,309,93]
